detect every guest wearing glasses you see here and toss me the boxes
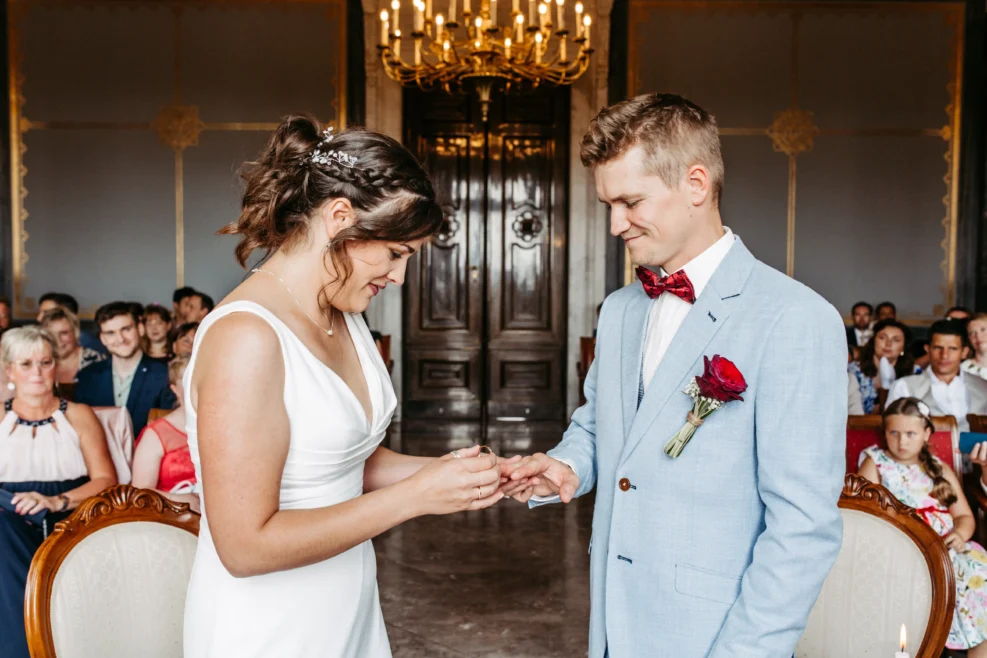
[40,307,106,385]
[0,326,116,658]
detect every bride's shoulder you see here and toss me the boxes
[196,308,282,368]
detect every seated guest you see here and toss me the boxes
[886,319,987,431]
[847,319,916,414]
[859,398,987,657]
[172,286,197,324]
[948,306,973,322]
[848,374,864,415]
[143,304,173,361]
[75,302,175,436]
[964,313,987,381]
[170,322,198,358]
[40,307,105,384]
[875,301,897,322]
[36,291,106,356]
[0,326,116,658]
[184,291,213,324]
[131,356,198,512]
[846,301,873,350]
[0,297,10,333]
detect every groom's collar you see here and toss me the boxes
[640,228,739,301]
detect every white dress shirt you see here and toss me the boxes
[854,327,873,347]
[641,229,736,392]
[886,368,969,420]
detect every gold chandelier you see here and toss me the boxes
[377,0,594,121]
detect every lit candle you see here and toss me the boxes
[555,0,564,30]
[380,9,389,44]
[394,28,402,57]
[449,0,456,21]
[504,36,512,58]
[538,2,547,28]
[392,0,401,33]
[574,1,582,36]
[895,624,909,658]
[415,1,424,32]
[535,31,543,62]
[560,34,566,61]
[443,39,450,61]
[475,15,482,39]
[515,12,524,41]
[435,12,445,39]
[582,13,590,47]
[414,38,422,63]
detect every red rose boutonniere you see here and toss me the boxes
[664,355,748,459]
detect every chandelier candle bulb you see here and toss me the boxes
[559,34,566,61]
[582,14,590,47]
[490,0,497,26]
[504,36,512,57]
[380,9,389,44]
[414,38,421,64]
[513,0,519,12]
[416,1,424,32]
[515,12,524,41]
[449,0,456,22]
[538,2,547,28]
[464,0,470,16]
[426,0,432,19]
[535,31,543,61]
[442,39,450,61]
[528,0,535,25]
[556,0,564,30]
[574,1,582,36]
[391,0,400,33]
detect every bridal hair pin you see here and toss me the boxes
[916,400,931,418]
[311,126,359,168]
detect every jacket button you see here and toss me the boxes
[618,478,631,492]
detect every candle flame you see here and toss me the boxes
[574,1,582,11]
[381,9,389,20]
[582,14,590,25]
[516,13,524,23]
[900,624,906,651]
[392,0,400,10]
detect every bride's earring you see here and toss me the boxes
[7,382,14,391]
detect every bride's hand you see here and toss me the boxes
[405,445,504,516]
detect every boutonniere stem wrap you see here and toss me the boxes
[664,355,748,459]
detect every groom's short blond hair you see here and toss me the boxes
[580,93,724,207]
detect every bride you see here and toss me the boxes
[183,117,511,658]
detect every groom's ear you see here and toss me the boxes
[684,163,712,207]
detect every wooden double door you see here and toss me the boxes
[403,86,569,424]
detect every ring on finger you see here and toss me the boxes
[476,487,482,500]
[451,450,462,459]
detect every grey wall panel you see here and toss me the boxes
[183,130,272,300]
[21,4,172,123]
[21,130,175,311]
[181,4,342,123]
[798,11,955,130]
[719,135,788,274]
[632,8,791,127]
[796,136,947,318]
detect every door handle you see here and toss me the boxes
[470,265,479,281]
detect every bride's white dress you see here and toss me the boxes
[183,301,396,658]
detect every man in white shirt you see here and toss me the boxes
[501,93,846,658]
[886,319,987,432]
[846,301,874,350]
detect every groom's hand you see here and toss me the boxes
[502,453,580,504]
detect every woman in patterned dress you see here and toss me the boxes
[858,397,987,656]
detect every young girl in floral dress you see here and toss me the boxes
[858,397,987,656]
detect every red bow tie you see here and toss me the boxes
[636,267,697,304]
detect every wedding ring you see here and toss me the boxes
[478,445,494,455]
[476,487,482,500]
[451,450,462,459]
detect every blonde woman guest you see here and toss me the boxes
[40,307,106,384]
[0,326,117,658]
[143,304,173,362]
[131,356,198,512]
[963,313,987,381]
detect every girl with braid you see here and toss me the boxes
[858,397,987,656]
[183,117,512,657]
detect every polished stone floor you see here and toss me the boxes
[376,425,593,657]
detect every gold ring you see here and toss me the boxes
[478,445,493,455]
[451,450,462,459]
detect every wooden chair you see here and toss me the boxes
[795,474,954,657]
[147,408,171,424]
[576,336,595,407]
[846,414,959,474]
[25,485,199,658]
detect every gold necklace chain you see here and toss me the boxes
[251,268,335,337]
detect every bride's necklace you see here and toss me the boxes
[251,268,335,337]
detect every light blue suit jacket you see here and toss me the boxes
[542,239,847,658]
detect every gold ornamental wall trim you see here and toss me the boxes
[6,0,347,318]
[624,0,965,323]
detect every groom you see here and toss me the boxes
[506,94,848,657]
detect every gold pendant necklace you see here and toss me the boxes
[251,268,335,337]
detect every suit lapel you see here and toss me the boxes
[619,240,755,467]
[621,286,652,439]
[127,356,149,409]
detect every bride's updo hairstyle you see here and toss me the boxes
[221,115,442,293]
